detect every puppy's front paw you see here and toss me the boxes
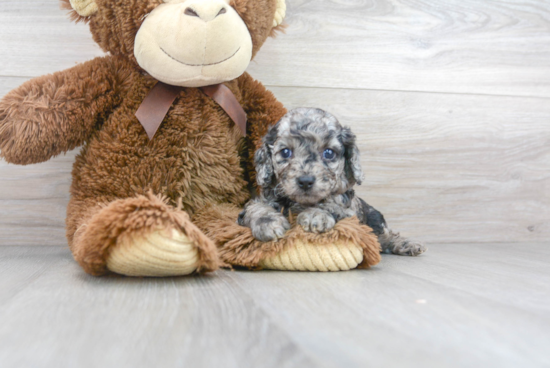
[251,216,291,242]
[297,209,336,234]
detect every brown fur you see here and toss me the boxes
[194,204,382,269]
[0,56,133,165]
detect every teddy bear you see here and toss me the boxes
[0,0,382,276]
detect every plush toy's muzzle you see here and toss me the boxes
[134,0,253,87]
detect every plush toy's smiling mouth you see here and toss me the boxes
[161,47,241,67]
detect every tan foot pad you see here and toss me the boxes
[259,240,364,271]
[106,229,199,277]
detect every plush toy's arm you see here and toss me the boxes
[238,72,287,184]
[0,56,132,165]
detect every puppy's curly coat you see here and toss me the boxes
[239,108,426,256]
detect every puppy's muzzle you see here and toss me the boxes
[297,175,316,191]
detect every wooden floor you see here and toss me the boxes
[1,1,550,367]
[0,243,549,368]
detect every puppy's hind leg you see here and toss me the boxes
[355,197,426,256]
[378,225,426,256]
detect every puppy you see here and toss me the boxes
[238,108,426,256]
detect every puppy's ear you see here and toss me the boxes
[254,143,274,187]
[255,123,280,186]
[341,127,364,185]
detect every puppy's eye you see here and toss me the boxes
[280,148,292,159]
[323,149,336,160]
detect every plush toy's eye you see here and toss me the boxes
[280,148,292,159]
[323,149,336,160]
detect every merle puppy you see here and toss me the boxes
[238,108,426,256]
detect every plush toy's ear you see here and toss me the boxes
[273,0,287,28]
[61,0,98,20]
[70,0,98,16]
[341,127,364,186]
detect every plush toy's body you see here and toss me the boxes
[0,0,382,276]
[63,62,285,275]
[1,55,286,276]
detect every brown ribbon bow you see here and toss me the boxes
[135,81,247,140]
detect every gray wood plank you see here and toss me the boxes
[250,0,550,97]
[0,2,103,78]
[0,243,549,368]
[0,124,74,245]
[385,242,550,315]
[225,242,550,368]
[1,1,549,97]
[0,247,321,368]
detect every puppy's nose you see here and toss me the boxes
[297,176,316,190]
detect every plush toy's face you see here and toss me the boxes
[65,0,286,87]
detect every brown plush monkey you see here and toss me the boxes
[0,0,380,276]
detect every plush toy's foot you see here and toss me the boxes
[259,240,364,272]
[106,229,200,277]
[69,194,220,276]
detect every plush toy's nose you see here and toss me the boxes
[184,3,227,22]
